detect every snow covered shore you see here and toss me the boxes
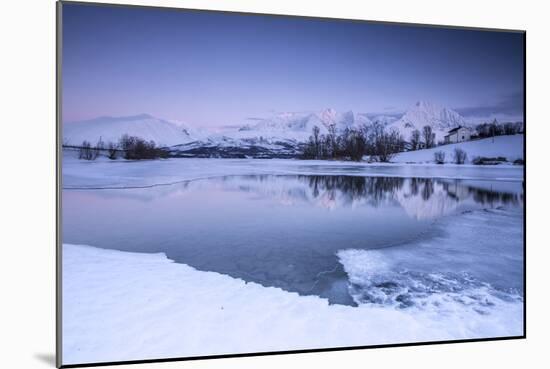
[62,206,523,365]
[62,152,523,190]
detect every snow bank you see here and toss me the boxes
[393,135,524,164]
[62,207,523,365]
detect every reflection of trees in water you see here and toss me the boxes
[469,187,522,206]
[220,174,310,202]
[408,178,437,201]
[298,175,523,209]
[410,178,420,196]
[438,179,522,206]
[219,174,523,209]
[364,177,405,205]
[421,179,434,201]
[300,175,404,206]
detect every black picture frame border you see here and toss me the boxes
[55,1,527,367]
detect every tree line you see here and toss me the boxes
[475,120,523,138]
[75,134,168,160]
[302,122,405,162]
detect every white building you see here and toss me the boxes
[444,126,471,144]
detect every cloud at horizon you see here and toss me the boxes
[454,91,524,120]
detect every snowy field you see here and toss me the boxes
[393,134,523,163]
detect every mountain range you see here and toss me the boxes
[62,102,489,158]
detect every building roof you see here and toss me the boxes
[447,126,464,134]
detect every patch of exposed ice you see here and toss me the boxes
[337,207,523,313]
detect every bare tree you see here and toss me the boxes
[119,134,166,160]
[107,142,118,160]
[453,148,467,164]
[490,119,500,143]
[312,126,321,158]
[78,140,93,160]
[503,122,515,135]
[327,123,337,158]
[320,134,330,158]
[303,126,322,159]
[90,138,104,160]
[368,124,402,162]
[422,125,435,148]
[434,150,446,164]
[410,129,421,150]
[303,136,317,159]
[476,123,490,138]
[345,129,367,161]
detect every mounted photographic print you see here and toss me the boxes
[57,1,525,367]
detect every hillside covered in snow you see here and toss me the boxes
[63,114,199,147]
[392,134,524,164]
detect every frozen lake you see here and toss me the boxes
[62,172,524,307]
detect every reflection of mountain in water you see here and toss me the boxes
[85,174,524,220]
[211,175,405,210]
[215,175,523,219]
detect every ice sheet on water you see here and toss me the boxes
[341,257,521,314]
[337,207,523,316]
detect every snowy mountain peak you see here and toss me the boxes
[229,109,372,143]
[129,113,154,120]
[407,101,465,126]
[415,100,432,109]
[387,101,468,142]
[319,108,338,124]
[91,113,155,123]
